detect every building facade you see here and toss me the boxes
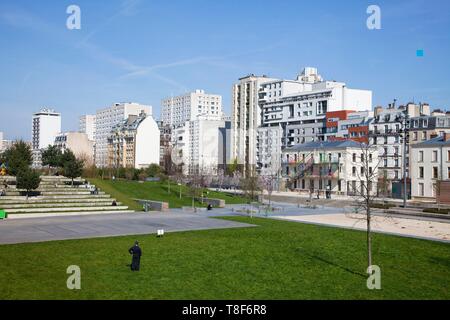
[256,125,283,176]
[157,121,172,171]
[31,108,61,167]
[95,102,152,168]
[239,67,372,177]
[172,115,230,175]
[231,74,279,175]
[161,90,223,128]
[411,134,450,201]
[79,115,96,141]
[259,68,372,149]
[54,132,94,166]
[107,113,160,169]
[282,140,378,196]
[325,110,372,143]
[368,103,431,195]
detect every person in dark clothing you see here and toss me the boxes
[128,241,142,271]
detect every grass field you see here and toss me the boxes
[1,216,449,300]
[88,178,247,211]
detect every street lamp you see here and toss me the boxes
[398,112,410,207]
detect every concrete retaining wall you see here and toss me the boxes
[195,197,225,208]
[135,199,169,212]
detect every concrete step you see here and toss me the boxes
[0,194,111,200]
[5,191,106,196]
[0,201,122,209]
[7,210,136,219]
[5,206,129,214]
[0,198,116,205]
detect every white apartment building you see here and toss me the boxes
[411,134,450,201]
[282,140,378,196]
[256,126,283,176]
[239,67,372,176]
[54,132,94,166]
[95,102,152,168]
[31,108,61,167]
[0,131,3,153]
[259,68,372,147]
[0,132,13,153]
[161,90,223,128]
[172,115,230,175]
[107,113,160,169]
[231,74,279,175]
[79,115,96,141]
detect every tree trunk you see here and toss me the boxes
[367,205,372,268]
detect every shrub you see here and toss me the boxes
[369,203,394,209]
[423,208,449,215]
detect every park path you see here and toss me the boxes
[0,212,255,245]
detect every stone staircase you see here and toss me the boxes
[0,175,133,216]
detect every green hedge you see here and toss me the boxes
[370,203,395,209]
[423,208,450,215]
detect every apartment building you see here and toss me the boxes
[107,113,160,169]
[411,134,450,202]
[368,103,431,195]
[0,131,4,153]
[260,69,372,148]
[161,90,223,128]
[172,115,230,175]
[54,132,94,166]
[409,111,450,145]
[31,108,61,167]
[231,74,279,175]
[95,102,152,168]
[157,121,172,170]
[256,126,283,176]
[79,115,96,141]
[240,67,372,176]
[324,110,372,143]
[282,140,378,196]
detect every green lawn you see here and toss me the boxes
[1,216,449,299]
[88,178,247,211]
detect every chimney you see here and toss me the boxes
[445,132,450,142]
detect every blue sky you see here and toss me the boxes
[1,0,449,140]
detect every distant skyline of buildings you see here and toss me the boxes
[1,65,450,204]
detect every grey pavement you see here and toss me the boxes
[0,211,255,245]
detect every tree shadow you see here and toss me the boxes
[296,248,366,278]
[429,256,450,269]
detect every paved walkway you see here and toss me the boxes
[0,212,255,245]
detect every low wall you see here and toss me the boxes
[195,197,225,208]
[135,199,169,212]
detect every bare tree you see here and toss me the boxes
[259,173,277,210]
[350,143,382,268]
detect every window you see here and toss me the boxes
[413,132,418,141]
[394,170,399,179]
[419,167,424,179]
[419,151,424,162]
[448,150,450,162]
[384,137,388,144]
[432,150,438,162]
[433,167,439,179]
[352,167,356,176]
[448,167,450,179]
[419,183,424,196]
[422,131,427,140]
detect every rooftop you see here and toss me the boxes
[412,135,450,147]
[285,140,365,152]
